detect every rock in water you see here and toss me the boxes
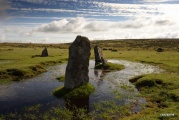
[41,47,48,57]
[94,45,107,66]
[64,35,91,89]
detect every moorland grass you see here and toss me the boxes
[101,49,179,120]
[102,50,179,73]
[0,46,68,84]
[1,41,178,84]
[122,73,179,120]
[0,103,91,120]
[92,40,179,119]
[91,39,179,51]
[0,40,179,119]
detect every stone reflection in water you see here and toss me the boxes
[94,69,105,79]
[94,69,107,87]
[94,69,98,77]
[65,96,89,113]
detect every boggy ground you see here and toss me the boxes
[0,39,179,119]
[94,39,179,120]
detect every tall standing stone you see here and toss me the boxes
[64,35,91,89]
[41,47,48,57]
[94,45,107,66]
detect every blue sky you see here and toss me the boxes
[0,0,179,43]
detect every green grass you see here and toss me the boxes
[91,39,179,51]
[92,100,132,120]
[0,46,68,84]
[24,104,42,112]
[1,41,178,84]
[0,104,93,120]
[124,73,179,120]
[102,50,179,74]
[95,62,125,71]
[53,83,95,99]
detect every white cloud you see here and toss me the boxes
[10,2,179,20]
[20,0,49,4]
[36,17,86,33]
[11,8,82,13]
[1,1,179,43]
[93,2,160,17]
[143,0,175,3]
[41,37,49,42]
[4,26,34,36]
[28,15,178,42]
[35,15,176,33]
[0,34,6,42]
[17,0,78,6]
[92,2,179,20]
[9,2,164,18]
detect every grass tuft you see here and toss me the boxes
[95,62,124,71]
[56,75,65,82]
[126,73,179,119]
[53,83,95,99]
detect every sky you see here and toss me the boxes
[0,0,179,43]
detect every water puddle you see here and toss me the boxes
[0,60,163,114]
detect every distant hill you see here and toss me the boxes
[1,39,179,51]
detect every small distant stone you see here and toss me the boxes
[156,48,164,52]
[41,47,48,57]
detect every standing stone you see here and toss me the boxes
[94,45,107,66]
[64,35,91,89]
[41,47,48,57]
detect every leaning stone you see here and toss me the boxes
[41,47,48,57]
[64,35,91,89]
[94,45,101,63]
[94,45,107,66]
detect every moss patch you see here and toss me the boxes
[95,62,124,71]
[56,75,65,82]
[53,83,95,99]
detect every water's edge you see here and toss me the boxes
[0,60,163,114]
